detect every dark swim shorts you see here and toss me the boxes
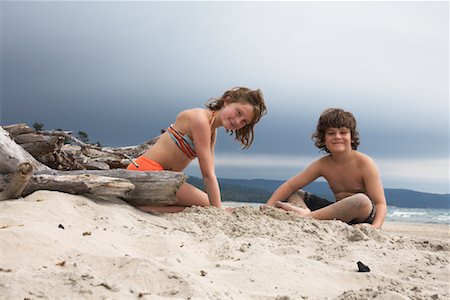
[302,191,376,224]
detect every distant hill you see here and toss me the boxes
[186,177,271,203]
[186,176,449,209]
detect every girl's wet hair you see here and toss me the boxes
[206,87,267,149]
[312,108,360,153]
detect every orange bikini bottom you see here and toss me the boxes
[126,156,164,171]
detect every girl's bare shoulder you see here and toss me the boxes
[177,108,208,122]
[177,109,211,132]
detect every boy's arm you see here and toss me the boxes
[266,160,321,206]
[362,156,387,229]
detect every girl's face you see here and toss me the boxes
[221,101,255,131]
[324,127,352,153]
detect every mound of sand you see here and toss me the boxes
[1,191,448,299]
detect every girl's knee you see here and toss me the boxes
[194,199,210,207]
[176,194,209,207]
[175,183,209,207]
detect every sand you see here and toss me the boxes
[0,190,449,299]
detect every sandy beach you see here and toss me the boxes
[1,190,449,299]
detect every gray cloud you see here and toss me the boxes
[1,1,448,193]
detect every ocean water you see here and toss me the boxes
[224,202,450,225]
[386,206,449,224]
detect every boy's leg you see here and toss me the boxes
[285,190,311,210]
[275,189,312,213]
[138,182,209,213]
[307,193,373,223]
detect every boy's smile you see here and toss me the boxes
[325,127,352,152]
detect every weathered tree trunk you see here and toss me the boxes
[2,123,161,171]
[1,123,34,136]
[35,170,184,206]
[0,170,185,206]
[0,127,50,173]
[0,163,33,201]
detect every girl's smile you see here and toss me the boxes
[221,102,255,131]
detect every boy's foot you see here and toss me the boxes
[275,201,309,216]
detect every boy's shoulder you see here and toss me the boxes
[312,155,333,168]
[354,150,374,160]
[353,151,378,168]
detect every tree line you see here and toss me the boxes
[32,122,100,146]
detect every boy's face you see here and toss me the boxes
[324,127,352,153]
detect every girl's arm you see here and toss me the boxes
[362,156,387,229]
[189,112,221,208]
[266,160,322,206]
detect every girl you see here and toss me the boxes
[128,87,267,213]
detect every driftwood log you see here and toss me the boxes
[0,169,185,206]
[0,127,50,173]
[2,124,161,170]
[0,163,33,201]
[0,124,185,206]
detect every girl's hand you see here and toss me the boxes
[259,204,274,211]
[223,207,235,213]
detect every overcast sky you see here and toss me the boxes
[1,1,449,194]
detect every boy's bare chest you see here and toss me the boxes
[322,163,365,195]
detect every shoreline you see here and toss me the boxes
[382,221,449,240]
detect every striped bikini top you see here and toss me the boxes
[167,111,216,159]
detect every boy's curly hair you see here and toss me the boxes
[312,108,360,153]
[206,87,267,149]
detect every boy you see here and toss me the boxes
[266,108,387,228]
